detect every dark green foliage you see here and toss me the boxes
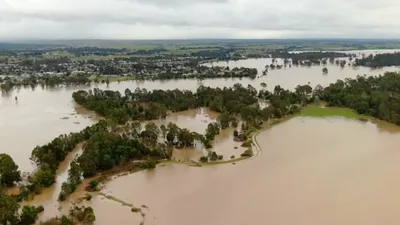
[355,53,400,68]
[59,161,82,201]
[18,205,44,225]
[320,72,400,125]
[29,122,108,192]
[0,194,20,225]
[205,123,220,141]
[69,206,96,225]
[0,154,21,187]
[208,151,219,161]
[139,160,157,170]
[37,216,74,225]
[85,180,99,192]
[199,156,208,163]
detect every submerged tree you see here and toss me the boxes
[0,154,21,187]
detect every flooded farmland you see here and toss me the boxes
[1,50,400,224]
[102,117,400,225]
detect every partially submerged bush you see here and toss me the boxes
[69,206,96,225]
[139,160,157,170]
[131,207,141,213]
[85,180,100,192]
[199,156,208,163]
[85,194,92,201]
[240,149,253,157]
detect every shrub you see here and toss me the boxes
[240,149,253,157]
[139,160,157,170]
[199,156,208,163]
[86,180,100,192]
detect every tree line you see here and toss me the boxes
[320,72,400,125]
[355,52,400,68]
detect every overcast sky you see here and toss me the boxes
[0,0,399,40]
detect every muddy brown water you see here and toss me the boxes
[2,56,398,172]
[102,117,400,225]
[26,108,244,223]
[1,50,400,224]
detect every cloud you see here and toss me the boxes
[0,0,400,39]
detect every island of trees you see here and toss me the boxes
[355,52,400,68]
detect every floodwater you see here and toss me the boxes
[149,108,245,161]
[102,117,400,225]
[2,51,399,172]
[27,108,243,223]
[1,49,400,224]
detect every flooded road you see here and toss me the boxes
[102,117,400,225]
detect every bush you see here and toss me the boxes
[19,205,44,225]
[240,149,253,157]
[241,141,251,147]
[218,155,223,160]
[230,155,235,159]
[199,156,208,163]
[85,180,99,192]
[208,151,218,161]
[85,194,92,201]
[69,206,96,225]
[139,160,157,170]
[131,207,141,213]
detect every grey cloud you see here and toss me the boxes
[1,0,400,39]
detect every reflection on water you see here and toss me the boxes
[102,117,400,225]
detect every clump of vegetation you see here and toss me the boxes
[131,207,141,213]
[0,154,22,188]
[19,205,45,225]
[231,155,235,159]
[241,141,252,148]
[139,160,157,170]
[59,161,82,201]
[85,180,100,192]
[199,156,208,163]
[85,194,92,201]
[69,206,96,225]
[37,216,74,225]
[0,194,45,225]
[241,149,253,157]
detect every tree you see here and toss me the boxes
[260,82,267,89]
[218,113,230,129]
[322,67,328,74]
[0,154,21,187]
[19,205,44,225]
[0,194,20,225]
[33,166,56,187]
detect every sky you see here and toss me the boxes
[0,0,399,40]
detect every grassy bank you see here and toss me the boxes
[299,105,368,120]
